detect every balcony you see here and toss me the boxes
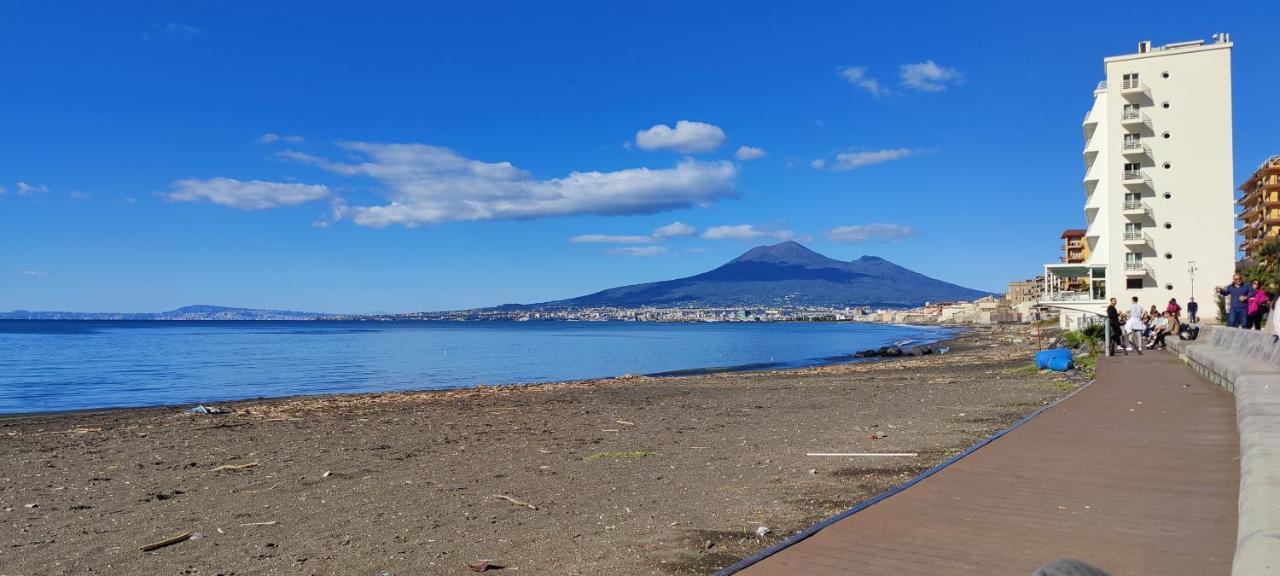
[1122,231,1151,247]
[1120,79,1150,100]
[1120,110,1151,129]
[1083,110,1097,126]
[1124,261,1152,276]
[1122,170,1151,188]
[1121,142,1150,158]
[1122,200,1152,218]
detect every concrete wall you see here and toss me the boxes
[1168,326,1280,575]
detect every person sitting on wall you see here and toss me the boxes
[1166,297,1181,320]
[1153,311,1179,349]
[1217,273,1255,328]
[1187,297,1199,324]
[1147,311,1171,349]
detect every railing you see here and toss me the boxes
[1122,231,1142,241]
[1124,261,1151,274]
[1122,142,1150,155]
[1122,77,1142,90]
[1121,110,1150,124]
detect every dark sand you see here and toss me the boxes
[0,324,1082,575]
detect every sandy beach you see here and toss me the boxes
[0,324,1082,575]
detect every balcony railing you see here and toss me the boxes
[1122,231,1152,246]
[1122,142,1150,156]
[1121,111,1150,125]
[1122,171,1151,187]
[1124,261,1148,272]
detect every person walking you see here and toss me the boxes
[1187,297,1199,324]
[1246,280,1270,330]
[1218,273,1255,328]
[1106,297,1125,355]
[1125,296,1145,354]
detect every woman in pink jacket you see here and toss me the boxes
[1246,280,1270,330]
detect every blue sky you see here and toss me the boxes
[2,2,1276,313]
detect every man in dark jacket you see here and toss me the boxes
[1106,297,1125,355]
[1218,273,1255,328]
[1187,297,1199,323]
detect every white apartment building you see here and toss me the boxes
[1043,34,1235,325]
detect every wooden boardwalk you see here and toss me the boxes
[732,353,1239,576]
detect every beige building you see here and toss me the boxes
[1006,277,1045,306]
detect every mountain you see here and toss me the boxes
[527,241,991,309]
[0,305,324,321]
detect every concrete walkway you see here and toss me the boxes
[734,353,1239,575]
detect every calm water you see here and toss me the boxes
[0,320,952,415]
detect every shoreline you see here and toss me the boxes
[1,324,1081,575]
[0,324,959,419]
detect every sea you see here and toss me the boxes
[0,320,953,415]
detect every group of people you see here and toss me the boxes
[1105,295,1188,355]
[1103,273,1278,355]
[1218,273,1273,330]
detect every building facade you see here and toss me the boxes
[1043,34,1236,322]
[1238,154,1280,256]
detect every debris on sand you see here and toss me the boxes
[140,531,193,552]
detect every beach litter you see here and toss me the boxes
[187,405,230,415]
[140,531,194,552]
[211,461,259,473]
[468,560,503,572]
[755,526,771,538]
[493,494,538,510]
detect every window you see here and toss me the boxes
[1123,103,1142,120]
[1164,222,1173,230]
[1161,71,1170,79]
[1162,131,1171,139]
[1127,278,1144,289]
[1126,252,1143,265]
[1162,102,1171,109]
[1124,133,1142,147]
[1163,192,1172,199]
[1123,73,1140,89]
[1163,162,1172,169]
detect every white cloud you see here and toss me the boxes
[832,148,917,170]
[20,270,48,277]
[900,61,962,92]
[702,224,796,241]
[826,223,919,244]
[607,246,669,257]
[839,66,886,96]
[570,234,655,244]
[69,190,88,200]
[652,221,696,239]
[15,182,49,195]
[635,120,727,153]
[289,142,736,227]
[810,159,826,170]
[734,145,767,161]
[166,177,331,210]
[259,133,305,144]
